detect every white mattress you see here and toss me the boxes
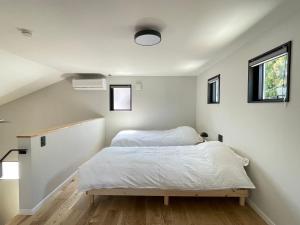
[78,141,255,192]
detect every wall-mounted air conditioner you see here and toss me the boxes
[72,78,106,90]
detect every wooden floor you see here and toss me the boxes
[8,178,267,225]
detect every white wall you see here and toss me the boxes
[0,76,197,151]
[0,75,196,224]
[0,181,18,225]
[196,11,300,225]
[18,118,105,213]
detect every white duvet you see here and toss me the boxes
[111,126,203,147]
[78,141,255,192]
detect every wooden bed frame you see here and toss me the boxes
[86,188,249,206]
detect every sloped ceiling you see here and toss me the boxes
[0,0,294,105]
[0,50,62,106]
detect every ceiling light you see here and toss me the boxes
[134,29,161,46]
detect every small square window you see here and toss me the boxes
[0,162,19,180]
[248,41,291,103]
[110,85,132,111]
[207,75,220,104]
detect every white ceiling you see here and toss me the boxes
[0,0,291,105]
[0,49,61,105]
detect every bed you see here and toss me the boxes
[111,126,204,147]
[79,127,254,206]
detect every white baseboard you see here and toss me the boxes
[247,199,276,225]
[19,171,78,215]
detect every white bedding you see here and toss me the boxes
[79,141,255,191]
[111,126,203,147]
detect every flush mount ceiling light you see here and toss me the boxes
[134,29,161,46]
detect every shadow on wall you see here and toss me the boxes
[231,146,300,224]
[0,73,63,106]
[246,161,300,224]
[61,73,107,80]
[44,163,79,196]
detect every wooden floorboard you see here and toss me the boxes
[7,178,267,225]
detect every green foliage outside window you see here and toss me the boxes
[263,55,288,99]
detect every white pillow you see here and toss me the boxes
[111,126,203,147]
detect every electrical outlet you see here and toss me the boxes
[41,136,46,147]
[218,134,223,142]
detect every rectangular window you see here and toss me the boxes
[207,75,220,104]
[110,85,132,111]
[0,162,19,180]
[248,41,291,103]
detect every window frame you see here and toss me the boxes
[207,74,220,104]
[109,84,132,111]
[248,41,292,103]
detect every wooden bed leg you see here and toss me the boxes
[89,194,95,205]
[239,197,246,206]
[164,196,169,206]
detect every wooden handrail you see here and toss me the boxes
[17,118,103,138]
